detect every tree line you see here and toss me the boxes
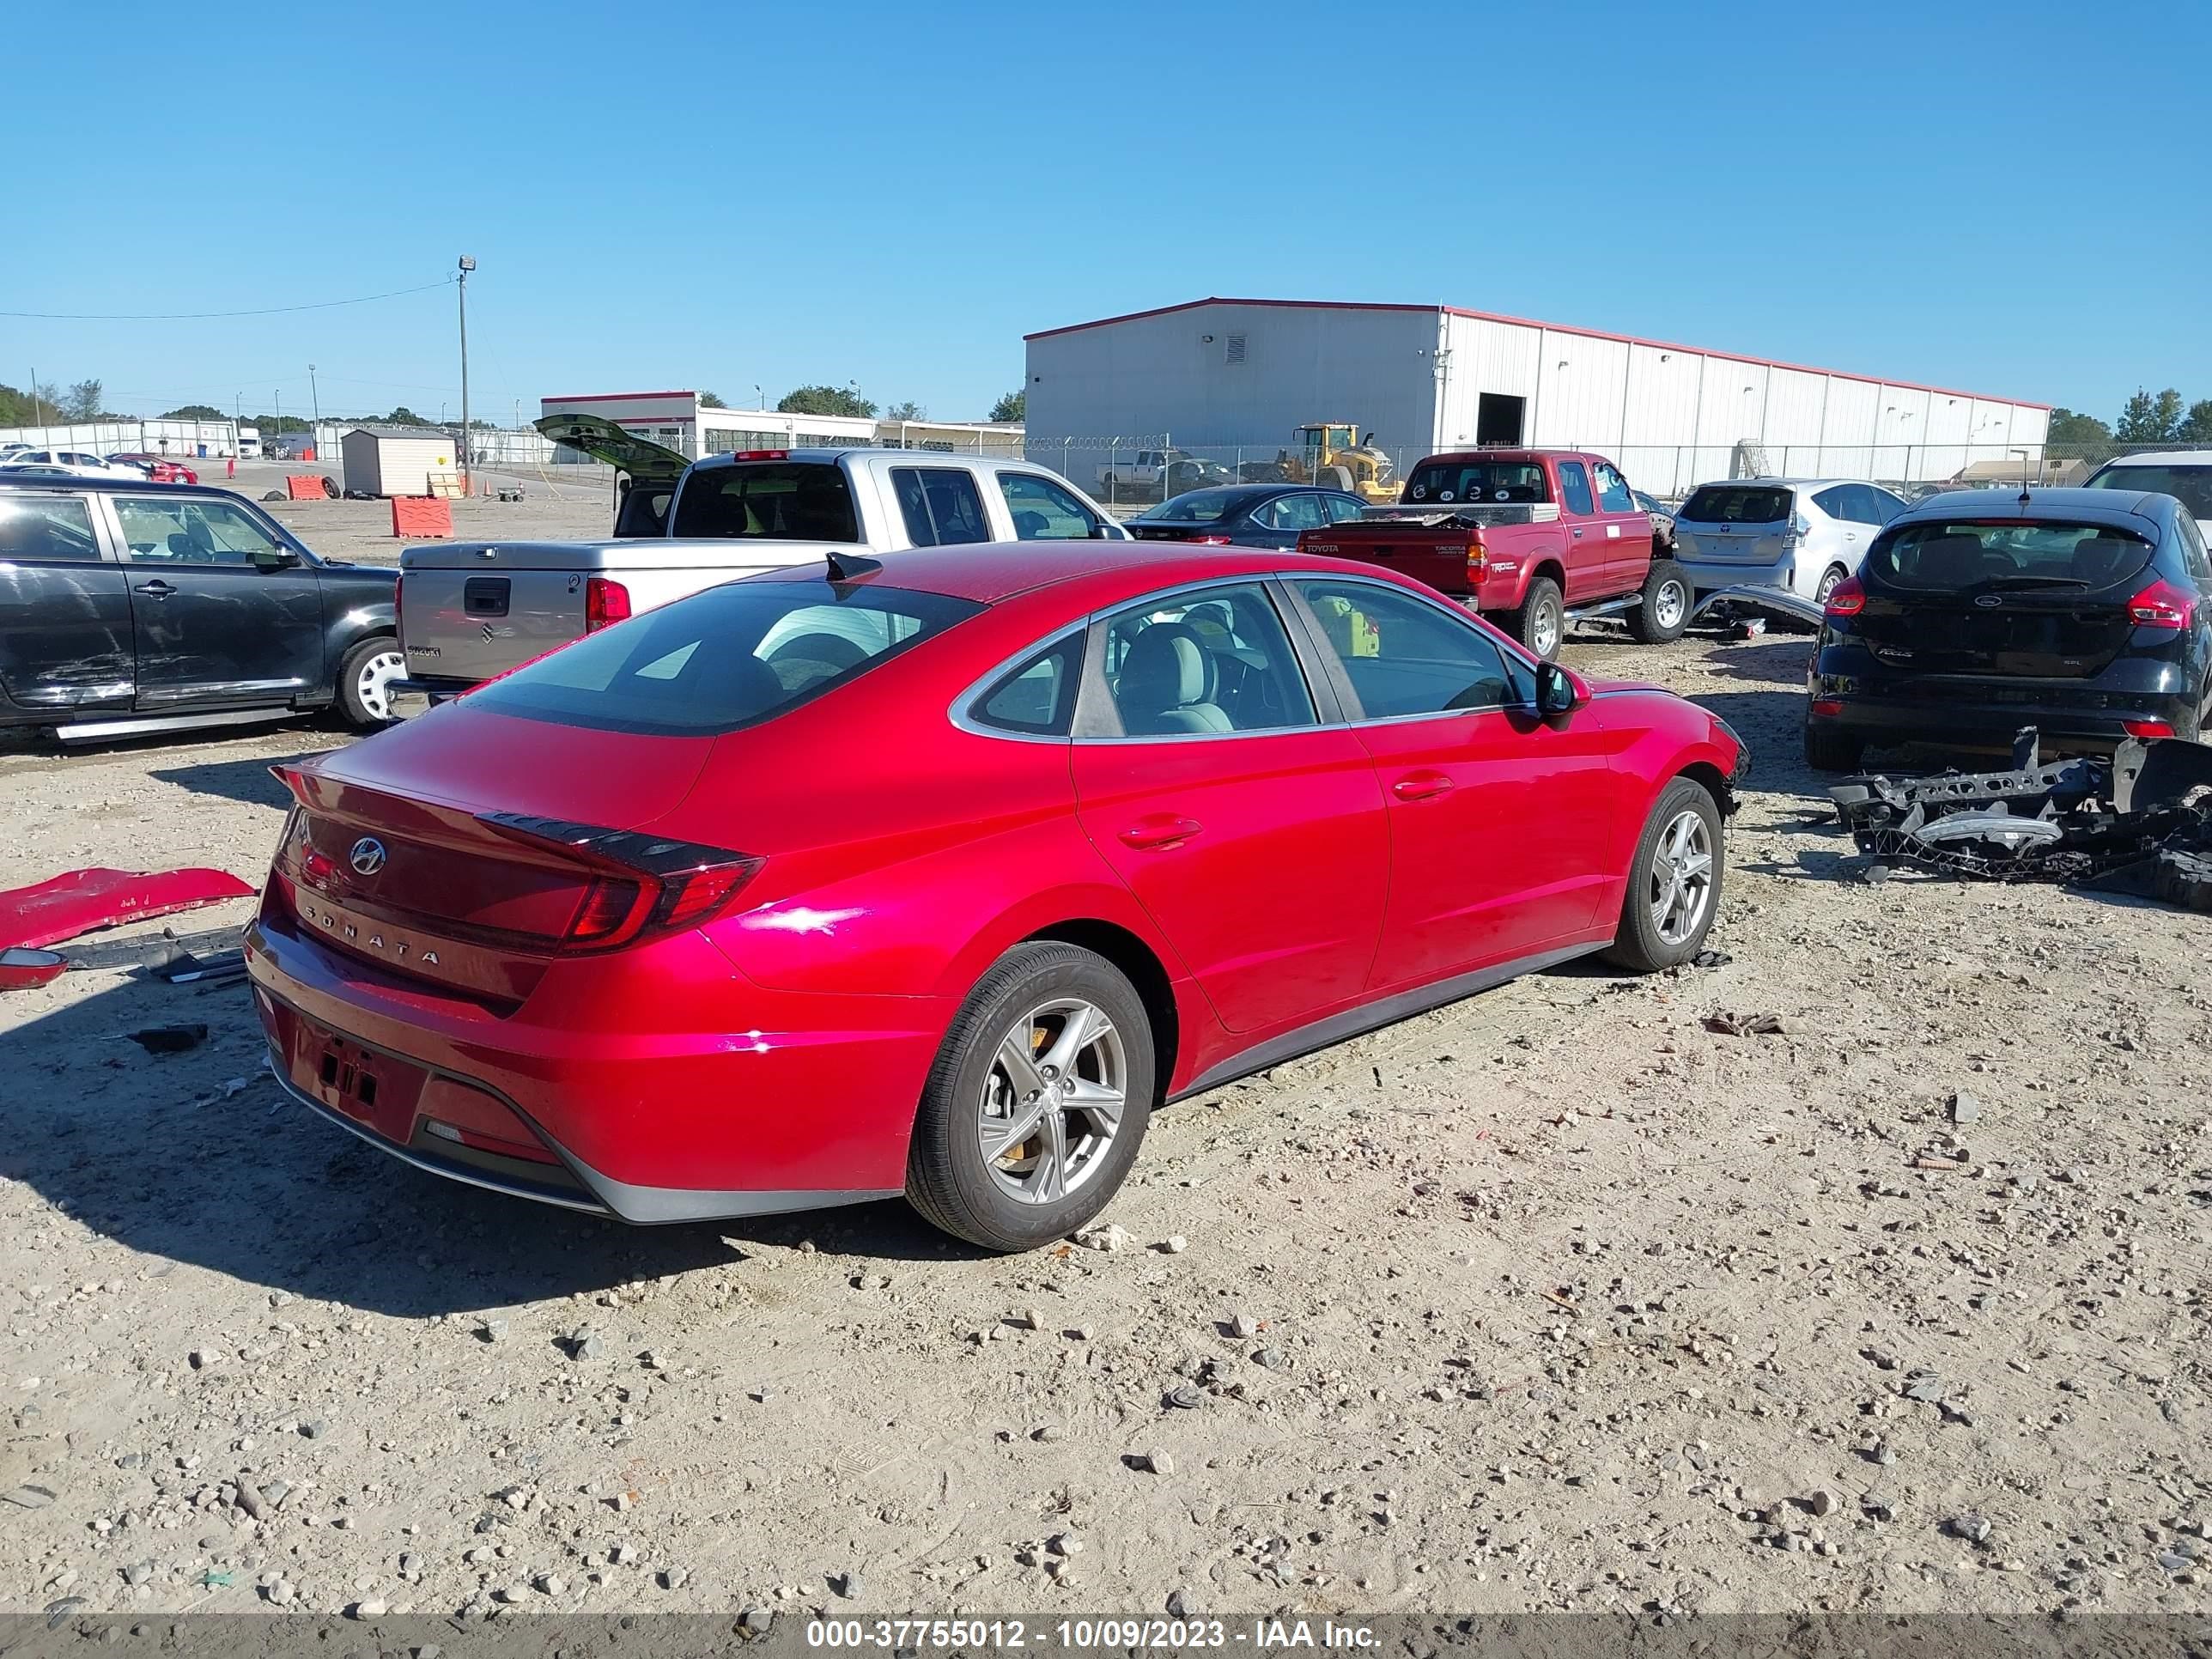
[704,386,1025,424]
[2049,388,2212,458]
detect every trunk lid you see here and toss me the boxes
[533,412,689,487]
[1675,484,1796,566]
[1854,520,2159,679]
[271,704,719,1000]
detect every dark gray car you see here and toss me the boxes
[1127,483,1369,549]
[0,477,399,742]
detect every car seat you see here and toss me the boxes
[1115,623,1232,735]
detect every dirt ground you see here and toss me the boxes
[3,520,2208,1626]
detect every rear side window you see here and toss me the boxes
[1557,462,1595,515]
[466,579,981,736]
[671,463,860,542]
[1134,489,1237,525]
[1324,494,1367,523]
[1680,484,1792,525]
[0,495,100,561]
[1868,520,2154,594]
[891,467,990,547]
[971,635,1084,736]
[2084,464,2212,521]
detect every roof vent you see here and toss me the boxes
[1224,333,1247,366]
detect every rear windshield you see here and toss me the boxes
[465,579,981,736]
[1679,485,1792,525]
[2084,465,2212,521]
[1134,489,1242,525]
[669,462,860,542]
[1403,459,1549,507]
[1867,520,2154,594]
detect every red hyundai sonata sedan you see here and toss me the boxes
[246,543,1743,1250]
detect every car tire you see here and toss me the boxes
[1511,576,1565,661]
[1627,559,1692,644]
[337,636,406,729]
[1803,721,1867,773]
[905,942,1156,1253]
[1604,777,1723,973]
[1814,565,1849,605]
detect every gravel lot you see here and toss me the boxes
[3,490,2208,1626]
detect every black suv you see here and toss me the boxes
[1804,487,2212,769]
[0,477,400,742]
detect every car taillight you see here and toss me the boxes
[2127,579,2192,630]
[2123,719,2175,739]
[1466,533,1488,585]
[1810,698,1844,717]
[393,572,404,624]
[477,811,763,951]
[585,576,631,632]
[1824,575,1867,617]
[1190,534,1233,545]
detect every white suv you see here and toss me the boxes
[0,447,130,479]
[2083,450,2212,543]
[1672,477,1906,604]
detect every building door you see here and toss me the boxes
[1476,394,1525,447]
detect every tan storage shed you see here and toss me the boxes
[340,425,455,498]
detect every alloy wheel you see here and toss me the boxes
[355,648,406,722]
[1649,808,1714,945]
[977,998,1127,1205]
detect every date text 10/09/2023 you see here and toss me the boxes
[805,1619,1380,1651]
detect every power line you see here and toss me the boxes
[0,277,453,322]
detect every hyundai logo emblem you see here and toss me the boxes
[348,837,388,877]
[1973,594,2003,609]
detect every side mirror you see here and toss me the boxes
[1093,518,1124,540]
[1534,660,1588,718]
[252,546,301,572]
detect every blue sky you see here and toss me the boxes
[8,0,2207,427]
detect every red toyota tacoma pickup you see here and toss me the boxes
[1296,448,1692,660]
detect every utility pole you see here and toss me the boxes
[27,368,39,428]
[457,255,476,491]
[275,387,283,459]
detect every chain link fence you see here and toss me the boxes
[1025,437,2204,511]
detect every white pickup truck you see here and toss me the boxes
[397,426,1127,696]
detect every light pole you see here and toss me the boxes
[457,255,476,490]
[308,363,320,453]
[274,387,283,459]
[754,384,763,410]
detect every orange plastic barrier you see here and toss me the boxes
[391,497,453,538]
[285,474,325,501]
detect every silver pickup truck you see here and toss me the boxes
[397,422,1127,694]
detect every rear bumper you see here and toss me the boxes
[1808,656,2197,753]
[389,675,477,702]
[245,908,943,1224]
[1679,552,1795,594]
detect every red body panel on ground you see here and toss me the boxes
[1,866,255,951]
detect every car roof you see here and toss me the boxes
[0,475,258,501]
[746,540,1395,607]
[1147,483,1340,513]
[1685,477,1873,490]
[685,447,1037,471]
[1893,487,2172,532]
[2089,450,2212,468]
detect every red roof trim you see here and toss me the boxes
[540,391,696,405]
[1023,297,2051,410]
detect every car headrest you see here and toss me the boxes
[2070,536,2143,588]
[1911,532,1990,586]
[1119,623,1216,716]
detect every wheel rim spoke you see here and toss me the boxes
[977,997,1127,1206]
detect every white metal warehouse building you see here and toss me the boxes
[1022,298,2051,496]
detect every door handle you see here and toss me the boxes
[1118,817,1203,850]
[1393,772,1454,801]
[132,580,175,597]
[1571,527,1585,538]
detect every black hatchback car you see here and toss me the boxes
[0,477,400,743]
[1127,483,1369,549]
[1803,488,2212,769]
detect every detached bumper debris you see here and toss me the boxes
[0,866,255,951]
[1832,727,2212,907]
